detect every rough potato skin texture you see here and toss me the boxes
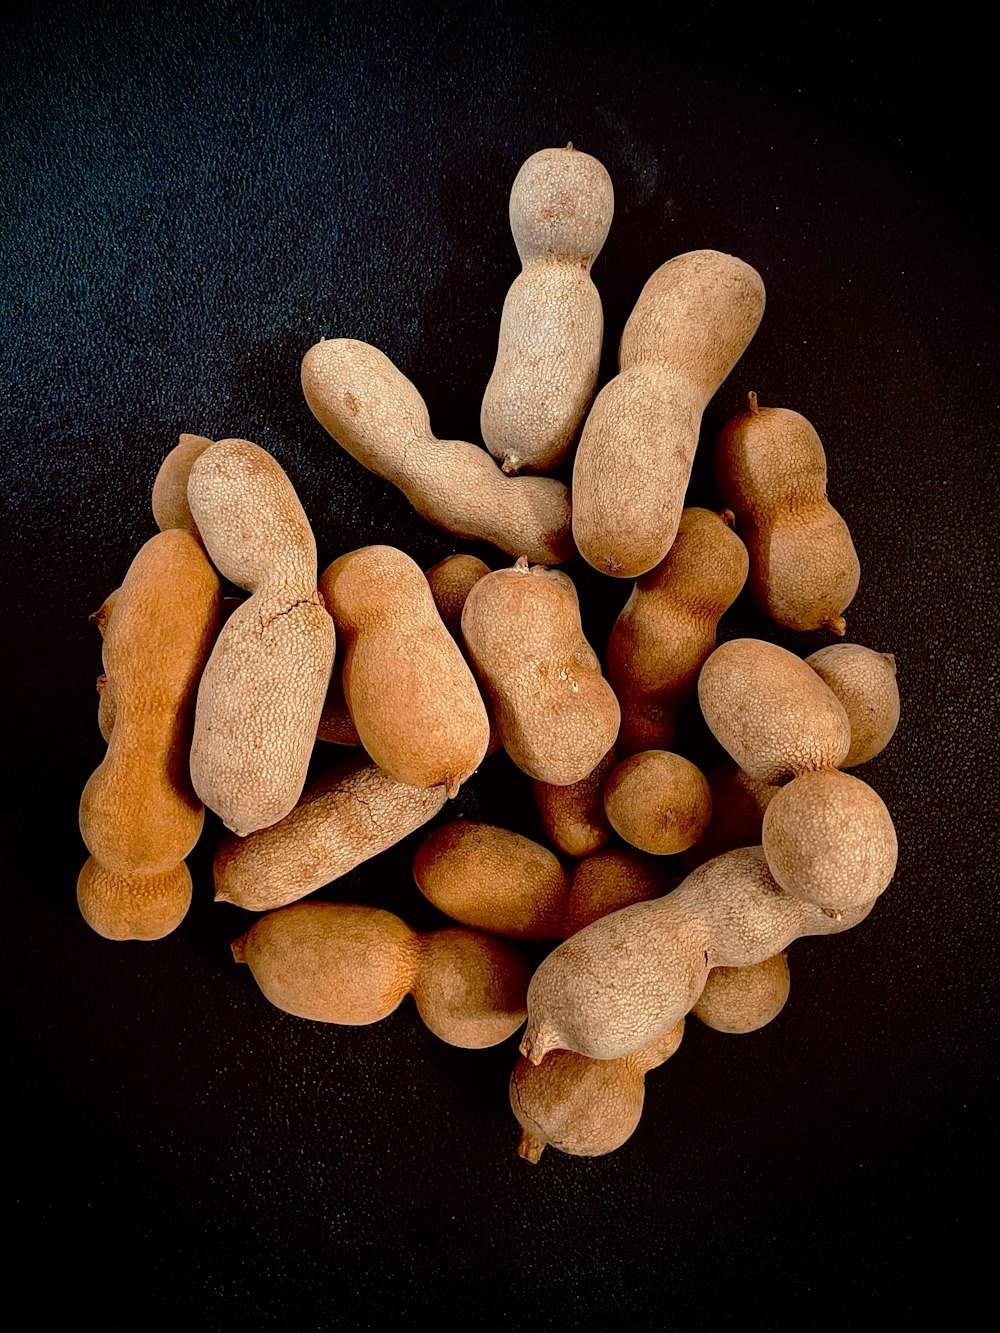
[461,560,620,785]
[316,662,362,746]
[681,760,779,871]
[606,508,749,755]
[481,145,613,475]
[698,638,851,784]
[521,846,874,1063]
[79,530,221,876]
[321,546,490,795]
[510,1019,684,1161]
[424,554,492,639]
[151,433,214,535]
[572,250,765,577]
[562,847,678,936]
[715,395,860,633]
[532,747,616,857]
[301,338,574,564]
[692,953,790,1033]
[77,859,193,941]
[214,753,448,912]
[232,902,529,1049]
[806,644,900,767]
[603,750,712,856]
[188,439,335,836]
[761,769,898,912]
[413,822,570,940]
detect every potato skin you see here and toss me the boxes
[715,395,860,633]
[461,560,620,785]
[692,954,790,1033]
[482,145,613,475]
[301,338,574,563]
[572,250,765,577]
[603,751,712,856]
[806,644,900,767]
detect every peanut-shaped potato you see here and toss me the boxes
[79,530,221,877]
[603,751,712,856]
[320,546,490,795]
[461,559,620,785]
[188,439,335,836]
[301,338,574,564]
[232,902,530,1049]
[806,643,900,767]
[151,433,214,536]
[714,393,860,633]
[532,747,616,858]
[414,823,674,940]
[572,250,765,577]
[481,144,613,474]
[692,953,790,1033]
[510,1020,684,1162]
[214,753,448,912]
[606,508,749,754]
[77,860,193,942]
[521,846,875,1063]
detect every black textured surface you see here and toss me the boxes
[5,2,997,1326]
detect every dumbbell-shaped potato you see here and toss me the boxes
[603,751,712,856]
[521,846,875,1063]
[188,439,335,836]
[79,529,221,877]
[806,643,900,767]
[510,1019,684,1162]
[320,546,490,795]
[606,508,749,755]
[692,953,790,1033]
[301,338,574,564]
[77,859,193,942]
[714,393,860,633]
[232,902,530,1049]
[413,823,673,939]
[481,144,613,475]
[532,747,616,858]
[461,559,620,785]
[151,433,214,536]
[572,250,765,577]
[214,753,448,912]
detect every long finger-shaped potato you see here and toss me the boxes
[481,144,613,475]
[300,338,574,563]
[572,250,765,577]
[188,439,335,836]
[461,559,620,785]
[79,530,221,875]
[214,753,448,912]
[320,545,490,795]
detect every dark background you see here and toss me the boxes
[4,1,996,1326]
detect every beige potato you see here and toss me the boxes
[697,638,851,784]
[603,751,712,856]
[692,953,790,1033]
[806,643,900,767]
[214,753,448,912]
[301,338,574,563]
[532,747,616,858]
[188,438,335,836]
[320,545,490,795]
[606,508,749,755]
[461,558,620,785]
[232,902,530,1049]
[510,1020,684,1162]
[715,393,860,633]
[481,144,613,474]
[572,250,765,577]
[521,846,875,1063]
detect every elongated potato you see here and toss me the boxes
[572,250,765,576]
[461,558,620,785]
[301,338,574,564]
[188,439,335,836]
[481,144,613,474]
[320,545,490,795]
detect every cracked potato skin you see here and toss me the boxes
[188,439,335,837]
[214,753,448,912]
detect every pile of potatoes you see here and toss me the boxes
[78,145,900,1163]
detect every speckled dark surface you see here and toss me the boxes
[5,1,997,1326]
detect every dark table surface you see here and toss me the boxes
[5,1,997,1326]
